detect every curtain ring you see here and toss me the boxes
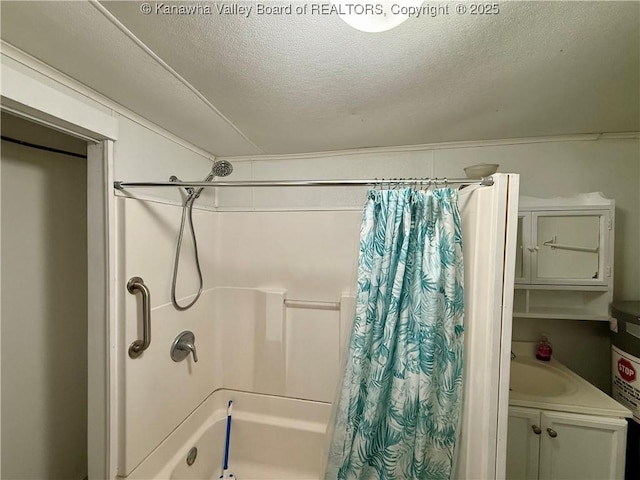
[444,177,449,188]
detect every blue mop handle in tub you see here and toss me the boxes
[221,400,234,479]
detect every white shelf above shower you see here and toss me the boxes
[512,307,609,322]
[512,193,614,322]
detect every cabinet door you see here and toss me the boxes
[531,210,610,286]
[506,407,540,480]
[515,213,531,284]
[538,411,627,480]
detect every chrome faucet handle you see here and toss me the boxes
[179,341,198,362]
[170,331,198,363]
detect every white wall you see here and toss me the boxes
[1,124,87,479]
[217,136,639,394]
[113,115,218,207]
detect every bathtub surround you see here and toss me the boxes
[116,175,516,479]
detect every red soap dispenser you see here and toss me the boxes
[536,334,553,361]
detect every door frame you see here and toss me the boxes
[1,61,119,479]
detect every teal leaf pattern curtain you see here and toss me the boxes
[324,187,464,480]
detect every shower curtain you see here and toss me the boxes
[324,187,465,480]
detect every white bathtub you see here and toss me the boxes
[121,389,332,480]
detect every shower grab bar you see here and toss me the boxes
[284,299,341,311]
[127,276,152,359]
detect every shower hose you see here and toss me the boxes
[171,194,203,310]
[169,161,232,310]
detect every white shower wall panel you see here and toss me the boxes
[214,288,345,403]
[217,150,433,210]
[212,210,362,402]
[117,197,216,308]
[117,197,220,475]
[117,175,516,477]
[212,211,361,297]
[285,307,341,402]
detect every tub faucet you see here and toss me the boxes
[171,331,198,363]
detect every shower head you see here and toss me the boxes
[187,161,234,201]
[211,160,233,178]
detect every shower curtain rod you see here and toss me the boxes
[114,176,494,190]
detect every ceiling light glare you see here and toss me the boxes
[332,0,425,32]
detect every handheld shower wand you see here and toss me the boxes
[171,160,233,310]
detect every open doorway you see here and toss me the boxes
[1,112,88,479]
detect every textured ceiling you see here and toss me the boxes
[1,1,638,156]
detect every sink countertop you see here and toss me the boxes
[509,342,631,418]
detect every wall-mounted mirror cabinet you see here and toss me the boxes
[513,193,614,321]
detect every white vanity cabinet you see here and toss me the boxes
[507,406,627,480]
[506,407,541,479]
[513,193,614,321]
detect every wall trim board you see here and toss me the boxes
[87,140,118,479]
[0,41,217,162]
[218,133,640,164]
[495,174,520,479]
[0,64,118,141]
